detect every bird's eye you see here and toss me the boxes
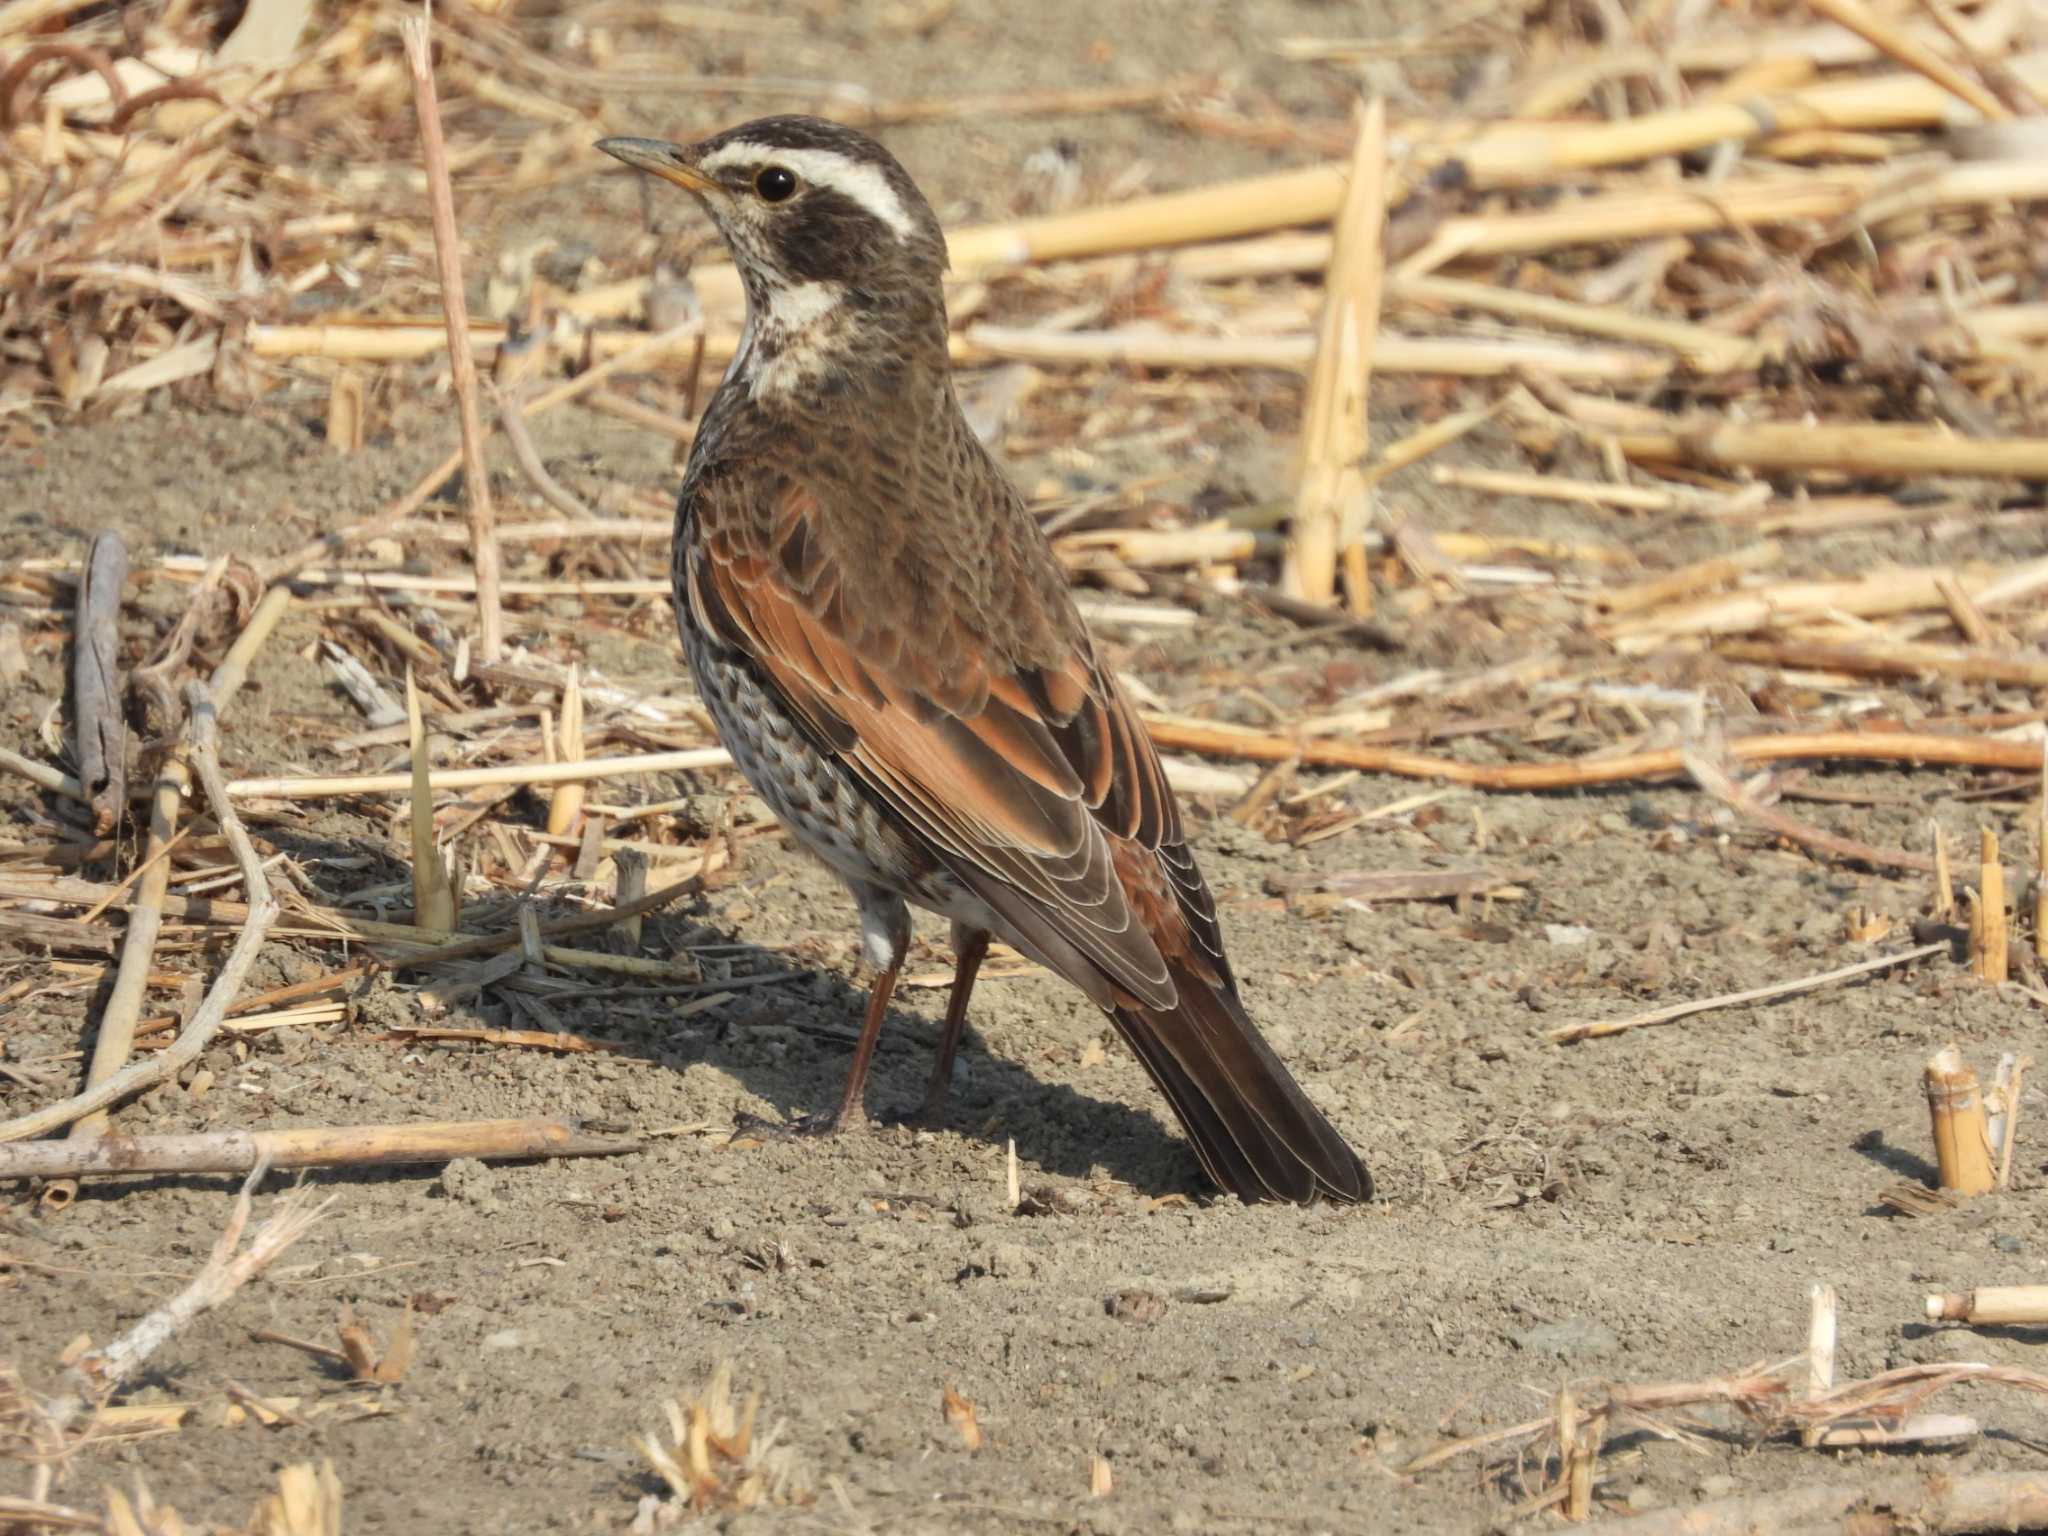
[755,166,797,202]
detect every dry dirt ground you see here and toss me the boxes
[5,2,2048,1533]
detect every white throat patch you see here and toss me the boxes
[731,279,844,401]
[698,140,919,242]
[764,280,841,332]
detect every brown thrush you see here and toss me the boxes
[598,117,1369,1205]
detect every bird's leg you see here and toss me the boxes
[820,955,900,1135]
[913,923,989,1121]
[797,882,910,1136]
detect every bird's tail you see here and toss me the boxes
[1110,965,1371,1206]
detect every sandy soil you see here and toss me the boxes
[4,2,2047,1532]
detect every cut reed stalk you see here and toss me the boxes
[1926,1285,2048,1325]
[405,669,457,933]
[1974,828,2008,983]
[546,663,586,836]
[1282,97,1385,608]
[1924,1044,1997,1195]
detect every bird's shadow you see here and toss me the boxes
[204,822,1218,1200]
[615,899,1218,1198]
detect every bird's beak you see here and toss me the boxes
[596,137,717,195]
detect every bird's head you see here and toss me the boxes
[599,117,950,391]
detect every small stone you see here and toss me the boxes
[438,1157,501,1213]
[1508,1318,1618,1361]
[482,1329,522,1350]
[1697,1474,1737,1499]
[1106,1288,1166,1326]
[1991,1234,2022,1255]
[985,1242,1037,1281]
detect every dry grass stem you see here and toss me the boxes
[2035,754,2048,960]
[1719,638,2048,690]
[229,746,733,799]
[1549,942,1946,1044]
[1683,747,1934,873]
[69,531,128,837]
[1142,718,2045,792]
[1,861,716,973]
[1,686,277,1144]
[634,1363,806,1524]
[1596,542,1781,616]
[1989,1053,2029,1189]
[1802,1283,1838,1447]
[0,1117,640,1182]
[1934,821,1955,920]
[405,668,458,932]
[1974,827,2008,983]
[611,846,649,954]
[44,1156,332,1432]
[40,572,284,1205]
[1804,0,2009,119]
[55,747,186,1209]
[546,663,587,836]
[1616,420,2048,482]
[1406,1320,2048,1512]
[0,744,85,801]
[401,11,501,663]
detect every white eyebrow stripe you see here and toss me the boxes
[698,140,918,242]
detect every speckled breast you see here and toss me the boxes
[680,616,966,918]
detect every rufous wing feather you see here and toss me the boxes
[691,475,1368,1204]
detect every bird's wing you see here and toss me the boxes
[684,471,1223,1010]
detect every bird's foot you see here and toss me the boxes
[732,1106,866,1141]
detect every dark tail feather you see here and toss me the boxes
[1111,966,1370,1206]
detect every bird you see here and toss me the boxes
[597,116,1370,1206]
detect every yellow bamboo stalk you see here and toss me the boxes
[1390,273,1759,373]
[1400,159,2048,274]
[1925,1044,1997,1195]
[1926,1285,2048,1324]
[1596,541,1782,615]
[1616,421,2048,481]
[1284,98,1386,606]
